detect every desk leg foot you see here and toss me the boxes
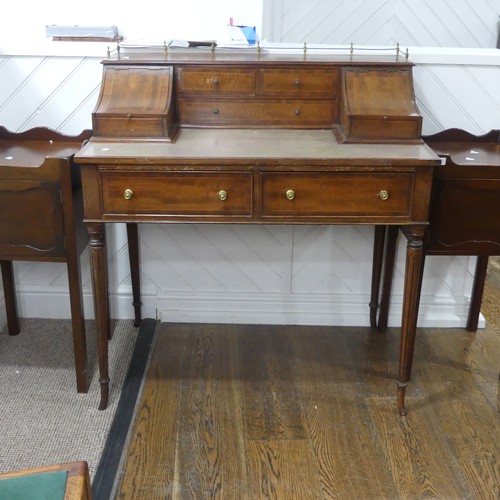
[397,381,408,416]
[98,377,110,411]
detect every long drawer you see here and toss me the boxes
[178,99,336,127]
[261,172,413,217]
[101,171,253,216]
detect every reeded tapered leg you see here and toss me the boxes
[126,223,142,327]
[397,225,426,416]
[87,222,110,410]
[370,226,386,328]
[1,260,20,335]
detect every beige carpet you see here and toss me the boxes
[0,318,140,480]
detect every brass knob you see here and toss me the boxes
[213,108,220,115]
[378,190,389,201]
[218,190,227,201]
[213,77,219,86]
[123,188,133,200]
[294,79,301,86]
[295,109,301,116]
[286,189,295,200]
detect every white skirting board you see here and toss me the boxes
[156,290,482,328]
[0,286,485,331]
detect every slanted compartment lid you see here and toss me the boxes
[338,66,422,143]
[92,65,177,141]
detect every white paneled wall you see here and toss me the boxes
[263,0,500,48]
[1,2,500,328]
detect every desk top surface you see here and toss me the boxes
[76,129,439,166]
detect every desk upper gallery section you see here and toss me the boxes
[89,46,424,145]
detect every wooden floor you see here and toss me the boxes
[115,262,500,499]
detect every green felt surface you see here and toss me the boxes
[0,470,67,499]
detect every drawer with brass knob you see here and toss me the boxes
[259,68,338,98]
[261,172,412,218]
[100,171,252,217]
[178,99,335,127]
[177,67,256,95]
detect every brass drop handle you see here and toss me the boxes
[378,189,389,201]
[123,188,133,200]
[286,189,295,200]
[218,189,228,201]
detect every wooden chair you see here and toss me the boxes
[0,127,92,392]
[371,129,500,332]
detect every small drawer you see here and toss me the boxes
[259,68,338,98]
[0,180,65,257]
[176,67,256,95]
[101,171,252,216]
[261,172,413,217]
[178,99,336,127]
[93,116,167,138]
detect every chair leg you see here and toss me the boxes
[1,260,20,335]
[466,256,489,333]
[66,250,89,393]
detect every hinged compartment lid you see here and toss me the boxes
[92,65,177,141]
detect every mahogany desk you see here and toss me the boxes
[75,50,440,414]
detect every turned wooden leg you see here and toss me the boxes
[126,223,142,327]
[66,244,89,393]
[397,225,426,416]
[1,260,20,335]
[87,223,110,410]
[378,225,399,332]
[370,226,386,328]
[466,256,488,333]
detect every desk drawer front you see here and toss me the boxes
[259,69,338,98]
[177,67,256,95]
[261,172,413,217]
[93,116,166,138]
[0,180,65,257]
[101,172,252,216]
[178,99,335,127]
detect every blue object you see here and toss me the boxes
[239,26,256,45]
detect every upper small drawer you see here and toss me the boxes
[259,68,338,98]
[177,67,256,96]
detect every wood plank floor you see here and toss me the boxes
[115,262,500,499]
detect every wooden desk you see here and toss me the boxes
[0,127,92,393]
[75,50,440,414]
[373,129,500,332]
